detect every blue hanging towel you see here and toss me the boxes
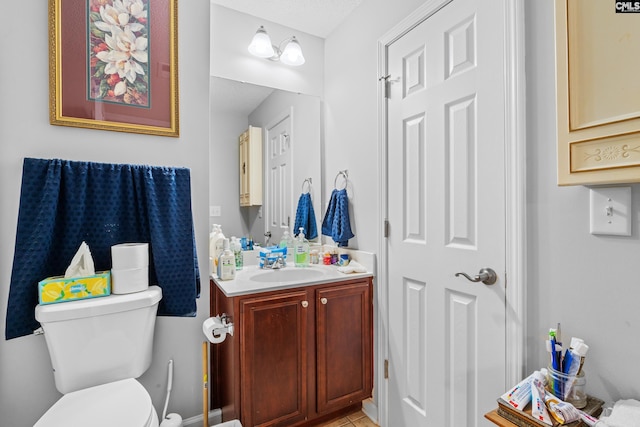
[293,192,318,239]
[5,158,200,340]
[321,188,354,247]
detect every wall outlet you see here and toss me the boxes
[210,206,222,217]
[589,186,632,236]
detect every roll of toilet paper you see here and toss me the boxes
[203,317,227,344]
[111,267,148,294]
[111,243,149,270]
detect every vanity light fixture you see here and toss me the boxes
[248,26,306,66]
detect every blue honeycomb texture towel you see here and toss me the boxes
[321,188,354,247]
[293,192,318,240]
[5,158,200,340]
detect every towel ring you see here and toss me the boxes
[334,170,348,190]
[301,178,312,193]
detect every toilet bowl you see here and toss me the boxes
[34,287,163,427]
[34,378,158,427]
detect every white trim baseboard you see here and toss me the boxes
[181,408,222,427]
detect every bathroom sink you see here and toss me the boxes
[250,268,325,283]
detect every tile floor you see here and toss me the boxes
[317,409,378,427]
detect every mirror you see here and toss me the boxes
[209,76,322,248]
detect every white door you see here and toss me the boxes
[266,111,293,244]
[387,0,507,425]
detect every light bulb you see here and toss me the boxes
[248,26,275,59]
[280,37,305,66]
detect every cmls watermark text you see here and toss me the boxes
[616,1,640,12]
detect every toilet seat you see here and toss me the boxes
[34,378,157,427]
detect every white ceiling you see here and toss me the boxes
[210,0,363,38]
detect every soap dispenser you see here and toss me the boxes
[294,227,310,268]
[279,231,290,248]
[279,230,295,259]
[217,238,236,281]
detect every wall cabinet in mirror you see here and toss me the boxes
[556,0,640,185]
[239,126,262,206]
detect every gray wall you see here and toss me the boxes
[525,1,640,404]
[0,1,211,425]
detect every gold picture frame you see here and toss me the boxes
[49,0,179,137]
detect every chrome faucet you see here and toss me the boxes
[265,254,286,269]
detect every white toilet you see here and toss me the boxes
[34,286,163,427]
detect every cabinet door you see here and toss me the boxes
[239,130,249,206]
[316,280,373,413]
[556,0,640,185]
[240,290,309,427]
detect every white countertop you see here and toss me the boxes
[211,264,373,297]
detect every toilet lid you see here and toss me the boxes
[35,379,154,427]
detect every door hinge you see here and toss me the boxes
[384,359,389,379]
[384,219,390,238]
[379,75,391,99]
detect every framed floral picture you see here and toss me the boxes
[49,0,179,137]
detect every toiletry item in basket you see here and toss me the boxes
[294,227,310,267]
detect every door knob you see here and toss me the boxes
[455,268,497,285]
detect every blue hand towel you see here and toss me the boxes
[321,188,354,247]
[294,192,318,239]
[5,158,200,340]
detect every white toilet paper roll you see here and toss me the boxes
[203,317,227,344]
[111,243,149,270]
[111,267,149,294]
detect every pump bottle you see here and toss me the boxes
[217,238,236,280]
[294,227,310,267]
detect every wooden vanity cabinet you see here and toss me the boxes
[316,283,373,414]
[210,277,373,427]
[240,290,309,427]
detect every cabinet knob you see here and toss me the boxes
[320,298,328,305]
[301,301,309,308]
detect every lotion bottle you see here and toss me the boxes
[294,227,309,267]
[210,225,226,271]
[218,238,236,280]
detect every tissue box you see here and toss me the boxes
[38,271,111,305]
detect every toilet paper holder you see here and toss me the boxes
[203,313,234,344]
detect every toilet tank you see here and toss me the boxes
[35,286,162,394]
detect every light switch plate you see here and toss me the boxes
[210,206,221,217]
[589,186,632,236]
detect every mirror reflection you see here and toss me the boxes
[209,76,322,250]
